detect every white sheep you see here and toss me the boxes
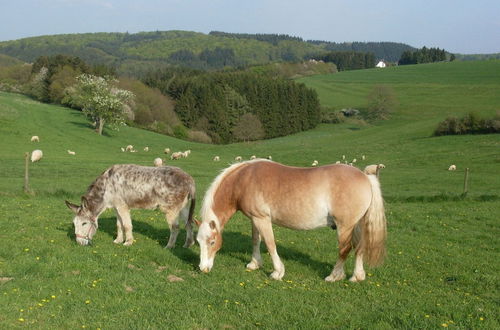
[31,136,39,142]
[31,150,43,162]
[235,156,242,162]
[185,150,191,156]
[362,155,366,160]
[335,161,341,164]
[67,150,76,156]
[312,160,319,167]
[125,145,134,152]
[250,155,256,160]
[342,155,345,160]
[153,158,163,167]
[448,165,457,171]
[213,156,220,161]
[352,158,357,163]
[164,148,171,154]
[144,147,149,152]
[267,155,272,160]
[171,152,182,160]
[121,147,125,152]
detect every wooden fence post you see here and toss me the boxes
[24,152,30,193]
[462,167,470,196]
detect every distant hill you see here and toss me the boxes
[0,30,415,75]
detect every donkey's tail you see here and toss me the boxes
[362,174,387,267]
[187,184,196,226]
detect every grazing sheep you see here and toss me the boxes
[31,150,43,162]
[154,158,163,167]
[185,150,191,156]
[125,145,134,152]
[164,148,171,154]
[448,165,457,171]
[235,156,242,162]
[213,156,220,161]
[335,161,341,164]
[378,164,385,169]
[171,152,183,160]
[342,155,345,160]
[121,147,125,152]
[250,155,256,160]
[267,155,272,160]
[362,155,366,160]
[352,158,357,163]
[312,160,319,167]
[31,136,39,142]
[144,147,149,152]
[67,150,76,156]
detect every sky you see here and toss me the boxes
[0,0,499,54]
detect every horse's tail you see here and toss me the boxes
[362,174,387,267]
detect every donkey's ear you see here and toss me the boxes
[209,220,217,231]
[80,196,89,209]
[65,200,80,214]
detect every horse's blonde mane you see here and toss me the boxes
[201,159,271,228]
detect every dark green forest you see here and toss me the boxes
[143,68,321,143]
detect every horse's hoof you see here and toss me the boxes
[349,272,366,282]
[246,260,261,271]
[270,270,284,281]
[325,273,346,282]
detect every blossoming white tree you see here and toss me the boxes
[74,74,134,135]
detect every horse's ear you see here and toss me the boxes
[65,200,79,214]
[209,220,217,231]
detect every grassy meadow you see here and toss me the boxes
[0,61,499,329]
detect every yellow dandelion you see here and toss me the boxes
[20,309,24,312]
[425,315,430,318]
[50,240,54,243]
[224,299,229,303]
[235,301,240,305]
[85,300,91,304]
[18,318,25,322]
[24,248,29,252]
[239,282,245,286]
[51,295,56,299]
[479,317,484,321]
[441,323,448,327]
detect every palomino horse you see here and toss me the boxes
[197,160,386,282]
[65,164,196,248]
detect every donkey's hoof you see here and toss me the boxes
[183,240,195,248]
[325,272,346,282]
[123,240,133,246]
[113,238,124,244]
[165,243,175,249]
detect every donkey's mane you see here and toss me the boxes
[201,159,271,228]
[84,168,111,212]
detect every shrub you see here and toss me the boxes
[321,110,346,124]
[188,130,212,144]
[434,112,500,136]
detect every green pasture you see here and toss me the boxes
[1,61,499,328]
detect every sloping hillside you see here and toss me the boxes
[0,31,414,74]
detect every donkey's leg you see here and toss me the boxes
[113,208,125,244]
[325,224,354,282]
[165,209,181,248]
[246,220,263,270]
[253,217,285,280]
[180,206,195,248]
[116,206,134,246]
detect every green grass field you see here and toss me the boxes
[0,61,499,329]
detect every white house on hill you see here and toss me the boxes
[376,61,386,68]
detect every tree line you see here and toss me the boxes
[313,51,376,71]
[398,47,448,65]
[143,68,321,143]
